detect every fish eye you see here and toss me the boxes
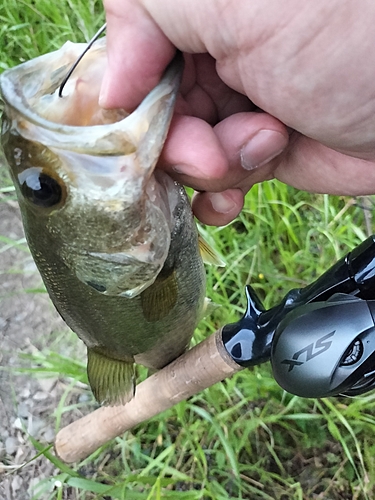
[18,167,66,209]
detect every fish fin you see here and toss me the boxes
[198,234,225,266]
[141,267,178,322]
[199,297,220,320]
[87,348,135,406]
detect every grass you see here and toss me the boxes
[1,1,375,499]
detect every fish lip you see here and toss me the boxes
[0,41,184,159]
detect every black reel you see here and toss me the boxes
[222,235,375,398]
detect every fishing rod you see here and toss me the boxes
[55,235,375,462]
[53,23,375,462]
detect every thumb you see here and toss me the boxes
[274,134,375,196]
[100,0,175,110]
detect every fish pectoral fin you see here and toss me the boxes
[199,297,220,321]
[87,348,135,406]
[198,234,225,267]
[141,267,178,322]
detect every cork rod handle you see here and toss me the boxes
[54,328,242,463]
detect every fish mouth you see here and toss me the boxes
[1,40,184,298]
[0,39,183,168]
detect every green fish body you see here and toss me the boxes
[0,40,206,405]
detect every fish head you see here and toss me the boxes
[1,39,183,297]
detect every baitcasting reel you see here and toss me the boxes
[222,235,375,398]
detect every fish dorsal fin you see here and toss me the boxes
[87,348,135,406]
[141,267,178,322]
[198,234,225,266]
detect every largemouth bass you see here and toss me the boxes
[0,39,206,406]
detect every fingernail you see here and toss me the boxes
[241,130,287,171]
[209,192,236,214]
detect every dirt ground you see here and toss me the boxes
[0,170,88,498]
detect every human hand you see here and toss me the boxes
[101,0,375,225]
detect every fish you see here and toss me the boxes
[0,39,208,406]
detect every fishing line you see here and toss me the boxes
[58,23,107,98]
